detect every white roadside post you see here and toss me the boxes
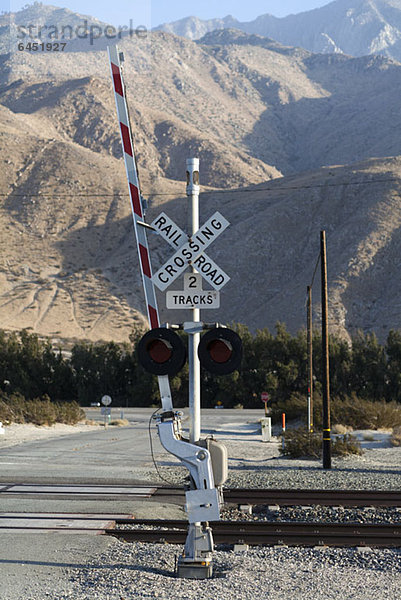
[101,394,112,428]
[186,158,201,445]
[260,391,272,442]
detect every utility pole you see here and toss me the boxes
[307,285,313,433]
[186,158,201,444]
[320,230,331,469]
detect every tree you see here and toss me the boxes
[350,330,386,401]
[385,330,401,402]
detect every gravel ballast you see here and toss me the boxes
[57,543,401,600]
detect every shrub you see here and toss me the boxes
[0,394,85,425]
[280,427,363,458]
[332,396,401,430]
[271,393,401,431]
[0,393,26,424]
[24,396,57,426]
[109,419,130,427]
[55,401,85,424]
[280,428,321,458]
[332,424,353,434]
[332,434,363,457]
[270,393,311,423]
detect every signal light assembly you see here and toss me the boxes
[137,328,186,376]
[198,327,242,375]
[138,325,242,376]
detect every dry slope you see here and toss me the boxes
[1,19,401,342]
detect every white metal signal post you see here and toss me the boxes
[187,158,201,445]
[108,46,240,580]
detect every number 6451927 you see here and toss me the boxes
[17,42,67,51]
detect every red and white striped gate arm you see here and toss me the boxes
[107,45,172,411]
[108,45,158,329]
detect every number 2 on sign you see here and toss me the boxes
[184,273,202,290]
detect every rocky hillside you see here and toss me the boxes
[4,25,401,177]
[157,0,401,62]
[1,7,401,343]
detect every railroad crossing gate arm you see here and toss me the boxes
[107,45,172,412]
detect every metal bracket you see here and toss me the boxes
[158,376,173,413]
[157,416,220,523]
[183,321,204,334]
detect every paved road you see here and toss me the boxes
[0,408,167,484]
[0,407,263,485]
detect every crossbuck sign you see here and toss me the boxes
[151,211,230,292]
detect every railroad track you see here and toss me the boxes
[1,484,400,506]
[108,519,401,548]
[0,484,157,500]
[1,513,400,547]
[0,513,134,534]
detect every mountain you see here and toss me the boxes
[4,26,401,178]
[2,6,401,343]
[154,14,239,41]
[0,2,110,54]
[156,0,401,62]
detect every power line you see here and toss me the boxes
[1,175,401,199]
[145,176,401,197]
[305,250,321,309]
[310,251,321,289]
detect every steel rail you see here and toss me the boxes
[153,487,401,507]
[221,488,401,507]
[108,520,401,547]
[1,484,400,506]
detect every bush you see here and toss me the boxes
[280,428,321,458]
[0,393,27,424]
[271,393,401,430]
[270,393,310,424]
[109,419,130,427]
[0,393,85,425]
[280,427,363,458]
[55,401,85,425]
[332,424,353,434]
[332,396,401,429]
[24,396,57,426]
[332,434,363,457]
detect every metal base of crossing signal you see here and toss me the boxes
[176,523,214,579]
[176,560,213,580]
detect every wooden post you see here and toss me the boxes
[307,285,313,433]
[320,231,331,469]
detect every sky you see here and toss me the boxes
[4,1,333,27]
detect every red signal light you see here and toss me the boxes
[198,328,242,375]
[207,339,232,363]
[138,328,186,376]
[147,339,173,363]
